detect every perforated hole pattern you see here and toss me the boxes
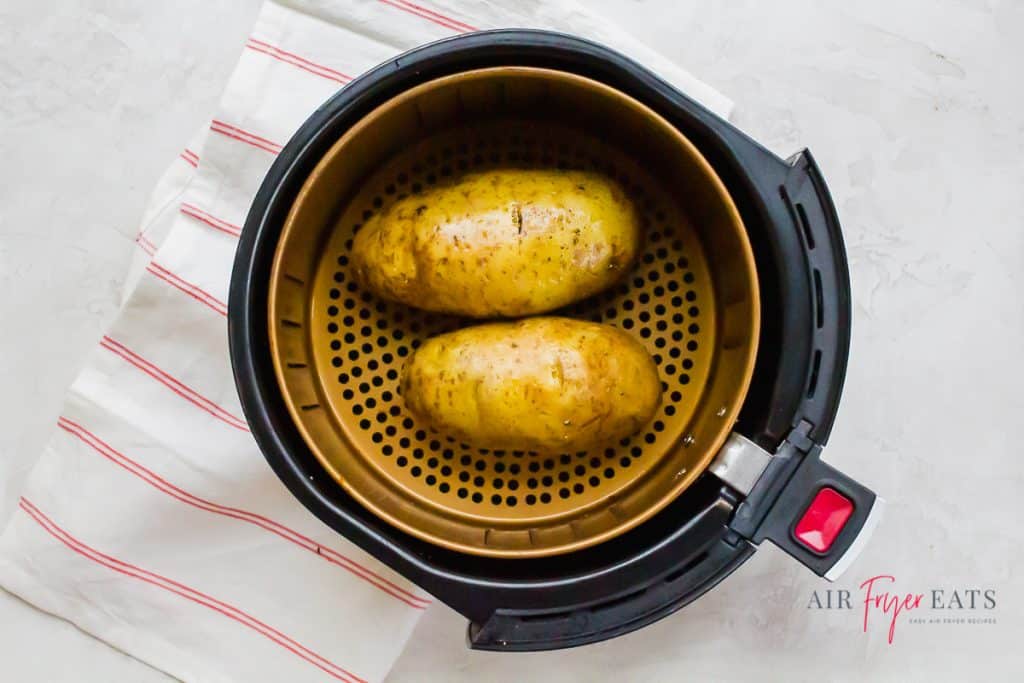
[319,123,705,509]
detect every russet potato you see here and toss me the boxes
[351,169,640,317]
[401,317,661,453]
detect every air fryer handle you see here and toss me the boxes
[753,450,883,580]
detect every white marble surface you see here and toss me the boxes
[1,0,1022,680]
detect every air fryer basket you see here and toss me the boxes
[231,30,880,651]
[268,68,759,558]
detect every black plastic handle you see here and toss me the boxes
[751,445,881,580]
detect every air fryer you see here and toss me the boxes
[228,30,883,651]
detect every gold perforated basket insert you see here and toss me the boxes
[268,68,759,558]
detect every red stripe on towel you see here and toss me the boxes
[135,233,157,256]
[391,0,477,31]
[209,120,283,154]
[55,417,431,610]
[378,0,477,31]
[19,497,367,683]
[98,336,249,431]
[377,0,477,32]
[180,203,243,238]
[145,261,228,316]
[246,39,353,84]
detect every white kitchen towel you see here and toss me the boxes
[0,2,731,681]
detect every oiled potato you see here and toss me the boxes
[351,169,640,317]
[401,318,661,453]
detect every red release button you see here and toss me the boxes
[793,487,854,553]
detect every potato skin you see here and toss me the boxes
[401,318,661,453]
[351,169,640,317]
